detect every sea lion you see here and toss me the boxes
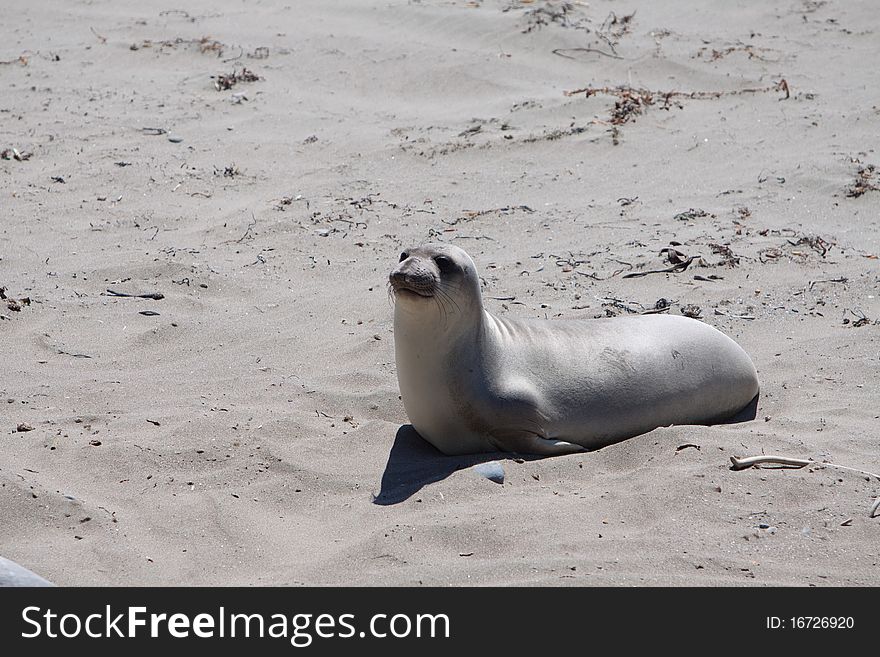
[0,556,54,587]
[389,243,759,456]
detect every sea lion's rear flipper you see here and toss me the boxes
[523,436,585,456]
[489,428,585,456]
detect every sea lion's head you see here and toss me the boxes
[389,243,482,324]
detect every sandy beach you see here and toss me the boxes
[2,0,879,586]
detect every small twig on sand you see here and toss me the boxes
[731,454,880,517]
[90,27,107,44]
[237,212,257,243]
[0,53,30,65]
[563,81,790,128]
[222,45,244,63]
[808,277,847,291]
[552,47,622,60]
[566,80,790,101]
[106,289,165,300]
[574,269,625,281]
[777,78,790,100]
[622,255,698,278]
[443,205,534,226]
[730,455,812,470]
[714,309,756,320]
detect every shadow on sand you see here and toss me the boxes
[374,395,759,506]
[721,393,759,424]
[373,425,519,506]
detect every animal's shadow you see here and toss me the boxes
[373,394,759,506]
[373,425,537,506]
[719,393,759,425]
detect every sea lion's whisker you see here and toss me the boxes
[436,284,462,315]
[435,288,454,312]
[434,296,448,327]
[435,288,455,327]
[435,288,460,325]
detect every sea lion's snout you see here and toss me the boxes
[389,260,437,297]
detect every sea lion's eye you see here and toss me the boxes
[434,255,454,273]
[399,251,409,262]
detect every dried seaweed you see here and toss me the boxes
[846,164,878,198]
[564,81,790,127]
[213,68,261,91]
[709,243,740,267]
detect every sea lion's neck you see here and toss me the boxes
[394,300,484,343]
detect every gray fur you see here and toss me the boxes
[391,244,759,456]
